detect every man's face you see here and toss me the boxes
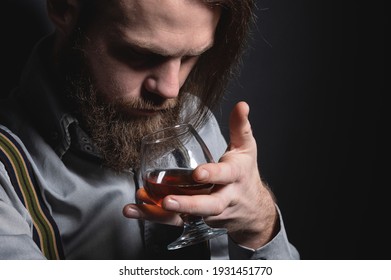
[62,0,220,171]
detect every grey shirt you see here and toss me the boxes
[0,35,299,260]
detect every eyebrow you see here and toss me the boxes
[113,31,214,57]
[121,38,214,58]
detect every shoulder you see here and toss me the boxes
[0,125,33,224]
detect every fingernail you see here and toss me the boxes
[124,206,140,218]
[164,198,180,211]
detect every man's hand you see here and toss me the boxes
[123,101,278,249]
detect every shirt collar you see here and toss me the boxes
[15,34,101,161]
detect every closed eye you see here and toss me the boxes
[109,44,166,69]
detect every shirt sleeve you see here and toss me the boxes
[227,205,300,260]
[209,205,300,260]
[0,162,46,260]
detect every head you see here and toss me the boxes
[47,0,255,171]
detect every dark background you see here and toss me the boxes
[217,0,386,260]
[2,0,386,259]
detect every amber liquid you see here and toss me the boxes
[144,168,213,206]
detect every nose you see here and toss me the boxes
[143,58,181,99]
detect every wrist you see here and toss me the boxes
[229,185,279,249]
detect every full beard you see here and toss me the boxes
[63,54,182,172]
[73,80,182,172]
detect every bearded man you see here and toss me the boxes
[0,0,299,260]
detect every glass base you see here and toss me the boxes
[167,216,227,250]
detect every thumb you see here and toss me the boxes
[229,101,253,150]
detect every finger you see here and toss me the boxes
[229,101,253,150]
[162,189,230,217]
[193,161,240,185]
[123,204,183,226]
[136,188,155,205]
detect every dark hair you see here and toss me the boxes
[181,0,256,128]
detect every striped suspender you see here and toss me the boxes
[0,127,65,259]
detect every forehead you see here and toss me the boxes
[99,0,221,56]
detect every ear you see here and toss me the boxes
[47,0,81,35]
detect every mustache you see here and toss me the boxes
[116,87,181,111]
[106,96,180,120]
[113,96,178,112]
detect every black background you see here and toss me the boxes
[217,0,386,260]
[2,0,386,259]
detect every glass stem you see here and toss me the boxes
[180,214,204,227]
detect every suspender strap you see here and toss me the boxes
[0,127,64,259]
